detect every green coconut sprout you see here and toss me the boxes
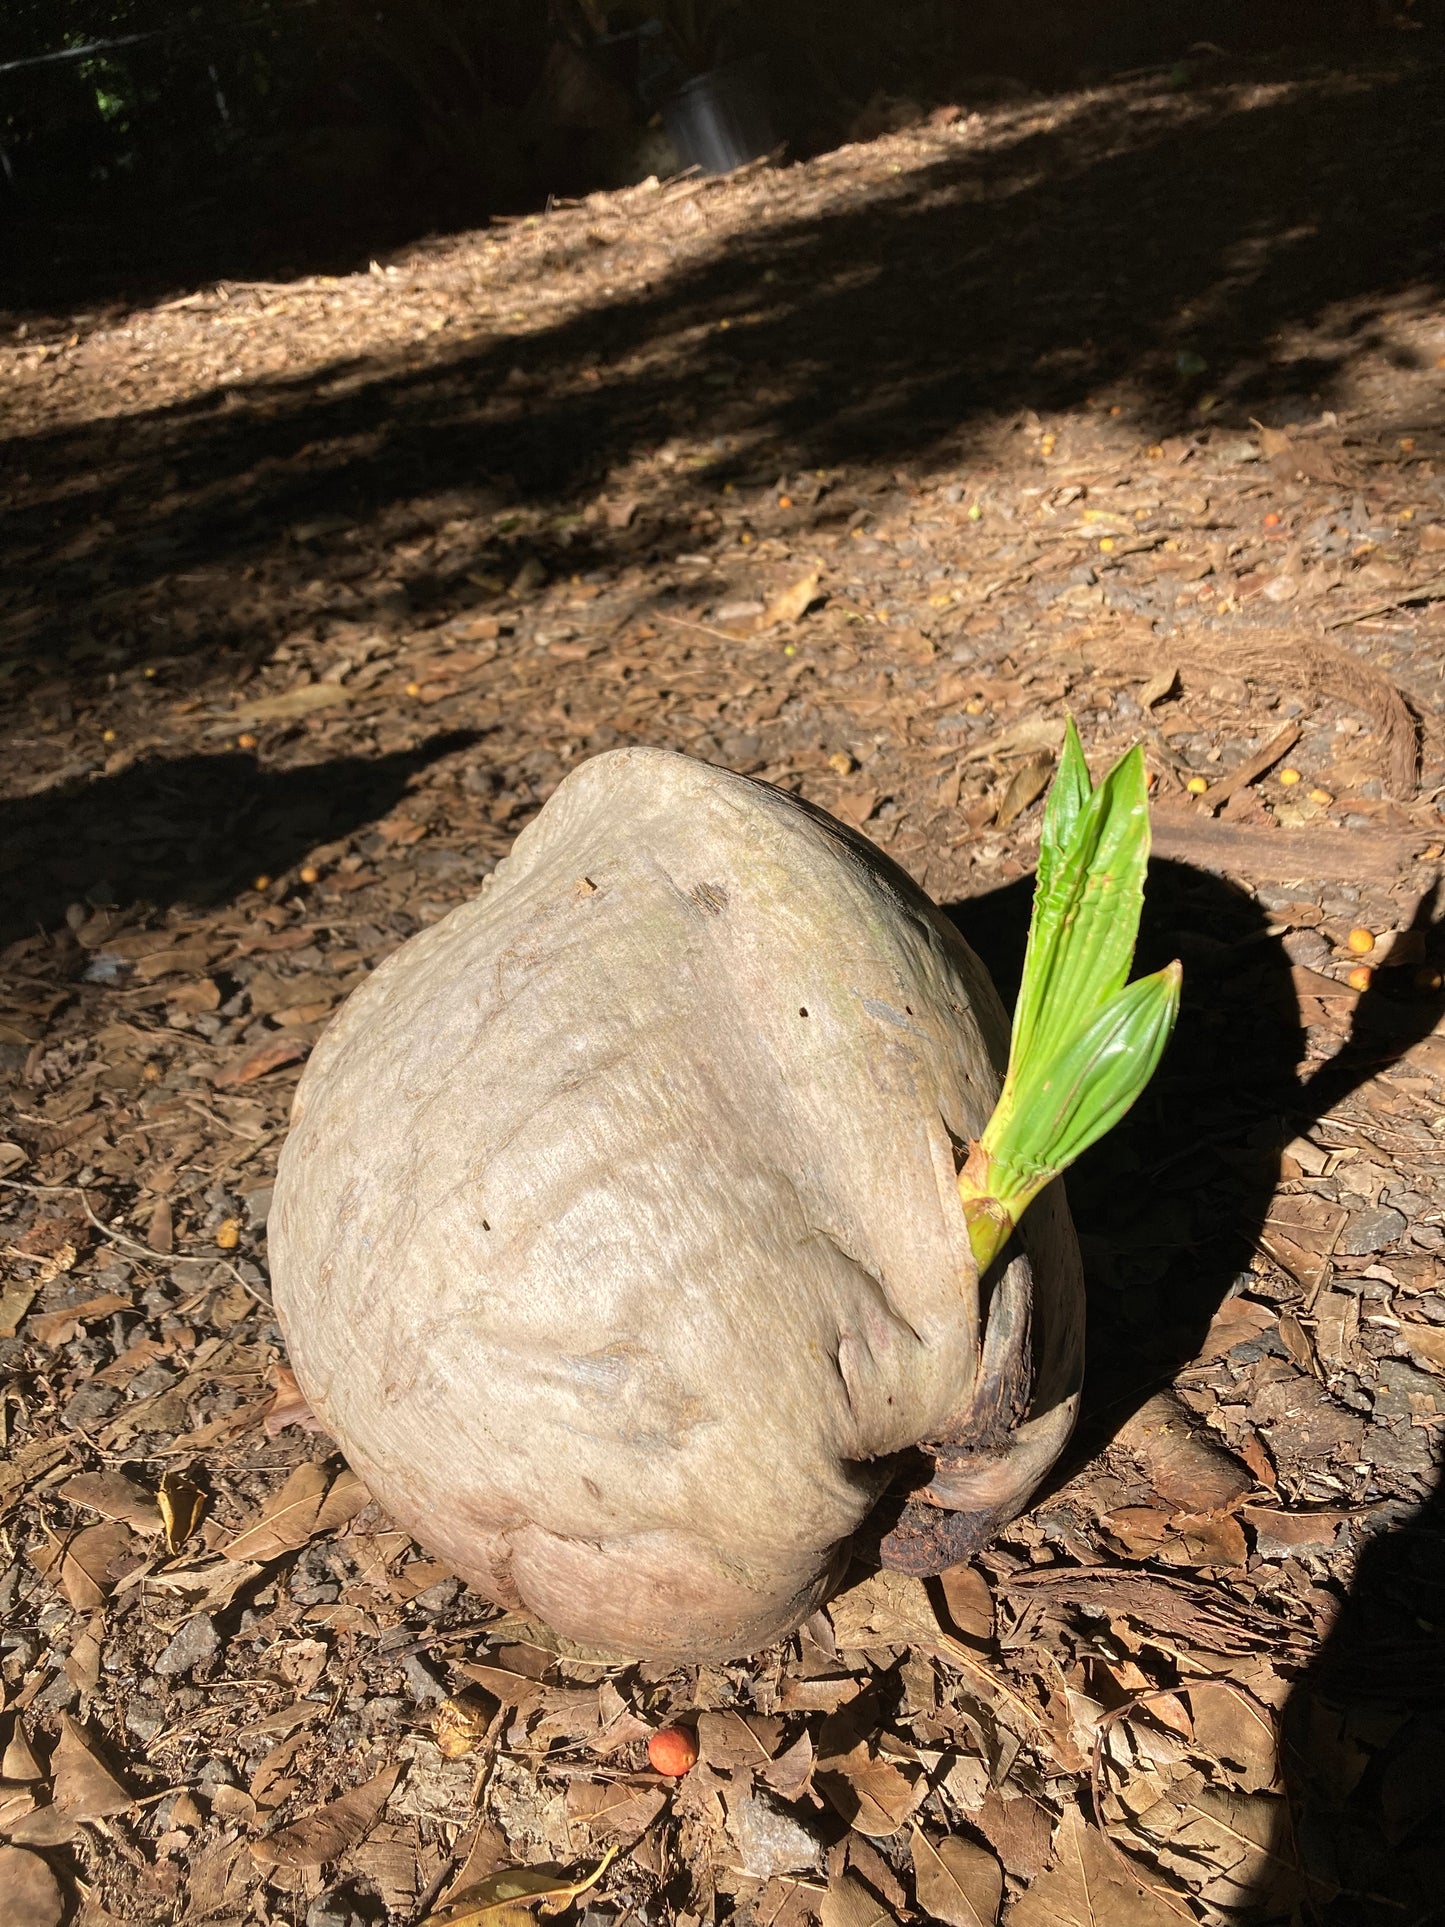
[958,719,1183,1273]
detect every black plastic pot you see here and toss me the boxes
[663,58,776,175]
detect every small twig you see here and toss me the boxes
[379,1619,504,1660]
[655,610,757,646]
[0,1175,271,1305]
[1325,575,1445,629]
[1200,720,1301,816]
[0,1175,160,1263]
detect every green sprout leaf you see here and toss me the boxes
[959,719,1182,1272]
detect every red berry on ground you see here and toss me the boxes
[648,1724,698,1776]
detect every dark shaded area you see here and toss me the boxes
[4,2,1438,309]
[955,867,1444,1443]
[3,48,1443,728]
[1285,1495,1445,1922]
[955,865,1445,1920]
[0,731,478,947]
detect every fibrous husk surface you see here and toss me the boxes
[271,747,1083,1659]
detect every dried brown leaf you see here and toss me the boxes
[220,1461,329,1561]
[32,1522,135,1611]
[1400,1323,1445,1375]
[65,1628,103,1696]
[0,1845,64,1927]
[1168,1510,1248,1568]
[697,1710,776,1772]
[937,1565,994,1643]
[3,1725,44,1782]
[995,753,1054,829]
[817,1744,921,1837]
[264,1361,326,1436]
[0,1438,72,1514]
[421,1845,618,1927]
[563,1779,666,1845]
[1002,1806,1190,1926]
[1186,1684,1278,1794]
[1155,1788,1296,1911]
[1114,1393,1251,1513]
[762,572,821,627]
[910,1828,1003,1927]
[29,1293,130,1348]
[157,1469,206,1554]
[232,681,359,725]
[142,1557,263,1614]
[52,1715,133,1821]
[249,1762,399,1870]
[964,716,1065,762]
[820,1871,897,1927]
[0,1282,37,1339]
[314,1464,372,1533]
[214,1035,310,1088]
[455,1662,546,1718]
[145,1196,174,1254]
[833,788,880,828]
[1138,667,1179,708]
[0,1783,38,1833]
[761,1729,816,1802]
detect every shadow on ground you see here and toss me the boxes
[0,732,477,948]
[2,49,1443,718]
[953,863,1445,1921]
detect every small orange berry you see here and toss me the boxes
[1278,767,1302,787]
[1263,511,1281,529]
[1414,965,1444,996]
[237,732,258,750]
[299,864,320,885]
[1098,536,1115,553]
[1346,927,1375,955]
[1347,965,1374,993]
[252,873,272,892]
[102,728,116,743]
[1186,775,1209,796]
[406,680,422,697]
[777,495,793,509]
[215,1218,240,1250]
[647,1725,698,1776]
[1308,787,1333,806]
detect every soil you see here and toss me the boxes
[2,41,1445,1927]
